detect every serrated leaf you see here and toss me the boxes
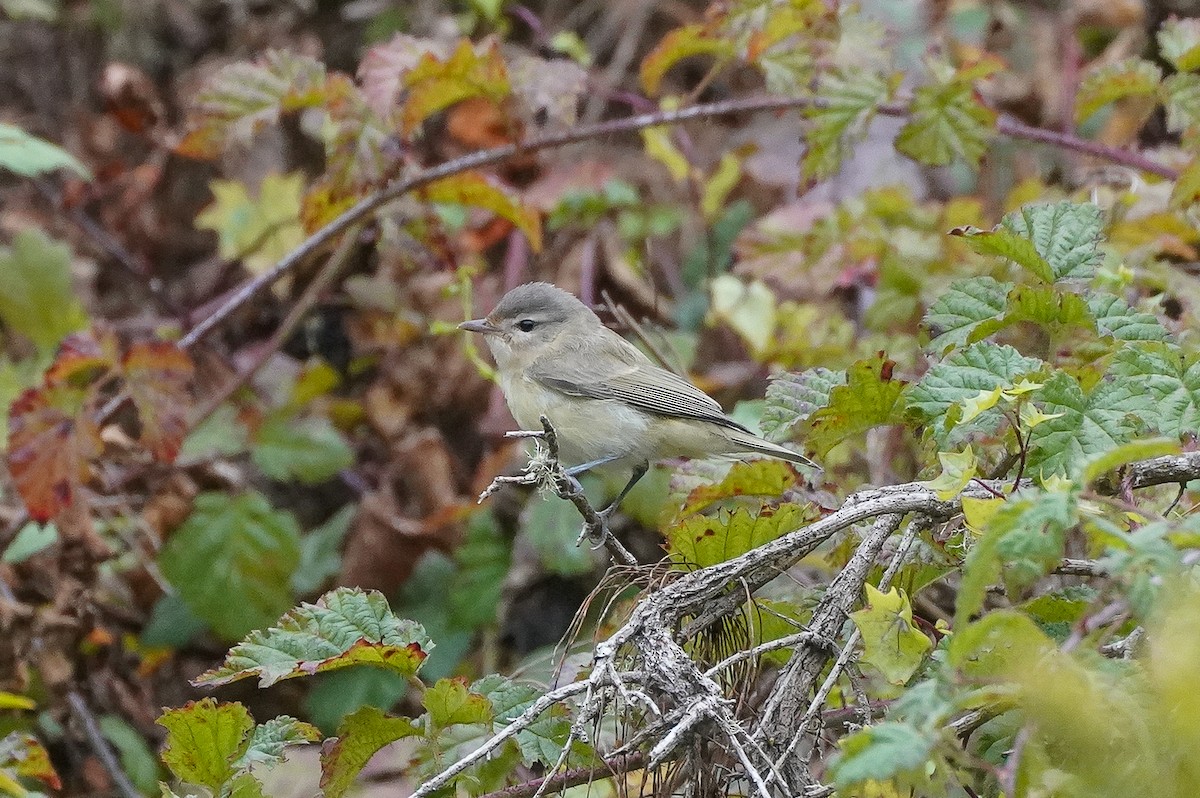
[227,772,268,798]
[424,677,494,729]
[0,230,89,353]
[473,674,571,766]
[448,511,509,628]
[680,459,801,517]
[906,342,1044,446]
[851,585,932,685]
[123,341,193,462]
[895,76,995,167]
[805,355,907,455]
[802,69,893,179]
[1159,17,1200,72]
[639,23,734,96]
[158,699,253,791]
[1086,293,1168,341]
[1076,58,1161,122]
[195,172,306,275]
[1026,370,1148,478]
[923,445,976,501]
[319,706,422,798]
[947,610,1054,679]
[1162,72,1200,136]
[989,489,1077,592]
[0,731,61,792]
[831,722,935,787]
[7,383,100,522]
[420,171,543,251]
[1004,284,1094,331]
[237,716,321,769]
[1110,343,1200,438]
[951,225,1054,282]
[179,50,327,158]
[194,587,430,687]
[924,276,1012,352]
[251,414,354,484]
[401,40,510,134]
[0,122,91,179]
[761,368,846,441]
[666,503,815,570]
[358,33,447,118]
[159,491,301,641]
[1001,201,1104,281]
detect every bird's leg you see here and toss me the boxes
[598,460,649,519]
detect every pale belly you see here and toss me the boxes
[499,373,739,468]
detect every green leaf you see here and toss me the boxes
[805,354,907,456]
[251,414,355,484]
[157,699,253,791]
[1111,343,1200,438]
[1081,437,1181,485]
[679,459,802,517]
[831,722,935,787]
[850,585,933,685]
[473,674,571,766]
[947,610,1054,679]
[1086,293,1169,342]
[448,511,510,629]
[97,715,161,795]
[0,230,89,353]
[227,772,269,798]
[522,495,597,577]
[1026,371,1147,478]
[1159,17,1200,72]
[666,503,815,570]
[236,716,321,769]
[906,342,1044,446]
[1003,284,1094,331]
[293,505,354,596]
[1001,202,1104,281]
[424,677,494,730]
[319,706,421,798]
[761,367,846,442]
[895,76,995,167]
[1,522,58,564]
[951,225,1054,282]
[0,123,90,179]
[1162,73,1200,135]
[988,488,1077,592]
[1076,58,1161,122]
[955,496,1004,623]
[159,491,301,641]
[802,69,894,179]
[923,276,1012,352]
[195,172,306,275]
[193,587,431,688]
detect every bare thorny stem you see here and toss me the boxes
[436,451,1200,797]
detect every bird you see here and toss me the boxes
[459,282,816,516]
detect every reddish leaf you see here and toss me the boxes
[358,34,448,119]
[401,40,510,134]
[122,342,194,463]
[7,384,100,522]
[420,171,543,251]
[43,330,118,389]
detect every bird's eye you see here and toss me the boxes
[517,319,537,332]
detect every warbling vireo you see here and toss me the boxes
[460,282,816,514]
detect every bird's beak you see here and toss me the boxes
[458,318,500,334]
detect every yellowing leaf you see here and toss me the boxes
[401,40,510,134]
[319,707,421,798]
[639,24,734,96]
[961,496,1003,532]
[701,151,742,219]
[641,126,691,182]
[923,445,976,501]
[959,387,1002,424]
[850,585,932,685]
[420,171,543,251]
[0,693,34,711]
[1018,404,1064,430]
[708,275,777,356]
[195,173,306,275]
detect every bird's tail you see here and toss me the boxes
[724,428,819,470]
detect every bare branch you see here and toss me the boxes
[67,690,140,798]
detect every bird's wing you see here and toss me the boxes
[529,330,749,432]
